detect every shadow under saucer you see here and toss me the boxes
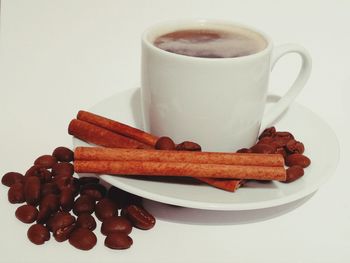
[143,191,315,226]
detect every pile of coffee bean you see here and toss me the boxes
[2,146,156,250]
[237,127,311,183]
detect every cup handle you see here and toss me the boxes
[261,44,312,131]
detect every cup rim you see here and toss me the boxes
[142,19,273,61]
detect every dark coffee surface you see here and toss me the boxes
[154,29,267,58]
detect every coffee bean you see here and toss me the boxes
[78,176,99,186]
[27,224,50,245]
[25,165,42,177]
[107,186,124,209]
[258,126,276,139]
[47,211,76,242]
[176,141,202,151]
[2,172,23,187]
[73,195,95,215]
[285,139,305,154]
[25,165,52,183]
[155,136,176,150]
[257,136,274,145]
[76,213,96,231]
[24,176,41,206]
[95,198,117,221]
[236,148,252,153]
[272,131,294,147]
[59,188,75,212]
[275,147,287,159]
[15,204,38,223]
[80,183,106,201]
[101,216,132,235]
[39,193,60,212]
[284,166,304,183]
[34,155,57,169]
[105,232,133,250]
[54,177,79,196]
[69,228,97,250]
[52,147,74,162]
[285,154,311,168]
[250,143,275,154]
[47,211,75,233]
[8,182,25,204]
[51,162,74,178]
[122,204,155,230]
[37,194,59,223]
[37,207,52,224]
[54,224,76,242]
[40,182,60,197]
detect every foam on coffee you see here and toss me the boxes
[154,28,267,58]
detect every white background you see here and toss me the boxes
[0,0,349,262]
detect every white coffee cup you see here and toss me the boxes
[141,19,312,152]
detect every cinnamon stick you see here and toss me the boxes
[196,178,246,192]
[68,119,151,149]
[77,110,158,146]
[74,160,286,181]
[74,147,285,167]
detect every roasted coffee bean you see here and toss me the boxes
[105,232,133,250]
[37,207,52,224]
[155,136,176,150]
[250,144,275,154]
[47,211,75,233]
[284,166,304,183]
[8,182,25,204]
[80,183,106,201]
[72,178,80,196]
[54,177,77,193]
[40,182,60,197]
[76,213,96,231]
[273,131,294,147]
[285,139,305,154]
[27,224,50,245]
[52,162,74,177]
[15,204,38,223]
[2,172,23,187]
[122,204,155,230]
[258,126,276,139]
[275,147,287,159]
[101,216,132,235]
[236,148,252,153]
[285,154,311,168]
[52,147,74,162]
[37,194,59,223]
[24,176,41,206]
[257,136,274,145]
[73,195,95,215]
[59,188,75,212]
[47,211,76,242]
[25,165,52,183]
[69,228,97,250]
[25,165,43,177]
[39,193,60,212]
[95,198,117,221]
[78,176,99,186]
[107,186,141,209]
[34,155,57,169]
[176,141,202,151]
[54,223,76,242]
[107,186,124,208]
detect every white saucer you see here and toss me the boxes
[73,88,339,211]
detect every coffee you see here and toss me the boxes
[154,28,267,58]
